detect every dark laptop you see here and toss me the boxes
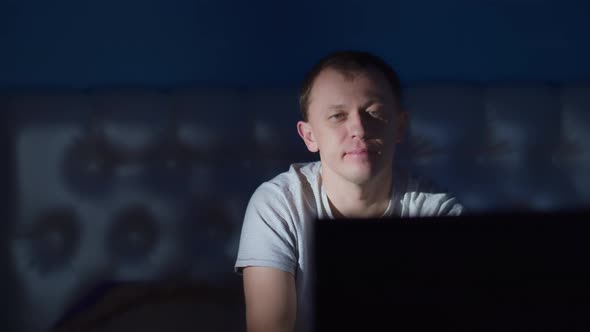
[313,212,590,331]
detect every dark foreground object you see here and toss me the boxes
[315,211,590,332]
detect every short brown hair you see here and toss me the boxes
[298,50,403,121]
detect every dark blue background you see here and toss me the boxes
[1,0,589,88]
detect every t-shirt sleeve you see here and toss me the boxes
[420,193,464,216]
[436,194,464,216]
[234,183,298,276]
[402,192,464,217]
[401,173,464,217]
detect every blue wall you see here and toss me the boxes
[1,0,589,88]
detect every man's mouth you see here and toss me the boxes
[346,148,369,156]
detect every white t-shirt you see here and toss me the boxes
[234,161,463,331]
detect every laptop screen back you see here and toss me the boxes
[313,212,590,331]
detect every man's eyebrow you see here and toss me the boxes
[362,100,384,109]
[327,104,347,110]
[327,98,386,111]
[364,95,387,104]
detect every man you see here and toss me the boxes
[235,51,463,332]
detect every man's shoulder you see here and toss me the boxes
[241,162,320,240]
[250,161,321,203]
[261,161,320,191]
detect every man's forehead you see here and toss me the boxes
[315,67,380,83]
[309,68,394,104]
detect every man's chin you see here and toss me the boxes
[341,165,377,185]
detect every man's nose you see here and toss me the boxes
[349,111,369,139]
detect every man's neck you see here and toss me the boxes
[322,164,393,219]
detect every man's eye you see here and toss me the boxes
[368,110,384,118]
[329,113,345,120]
[370,110,391,122]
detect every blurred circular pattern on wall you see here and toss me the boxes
[18,207,80,275]
[179,199,238,283]
[61,129,120,197]
[142,134,193,196]
[107,205,160,264]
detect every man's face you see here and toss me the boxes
[298,67,407,185]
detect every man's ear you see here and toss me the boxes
[297,121,319,153]
[395,110,409,143]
